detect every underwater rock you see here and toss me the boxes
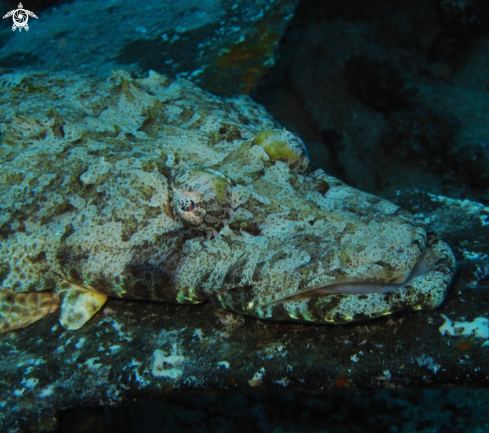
[0,183,486,432]
[343,56,414,113]
[429,0,489,65]
[254,0,489,204]
[380,108,461,174]
[0,0,298,96]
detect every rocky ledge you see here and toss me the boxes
[0,189,488,432]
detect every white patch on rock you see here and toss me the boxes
[85,358,103,370]
[274,377,289,387]
[417,355,441,374]
[193,329,205,341]
[151,349,185,379]
[38,385,55,398]
[439,314,489,339]
[74,338,86,349]
[24,378,38,388]
[248,368,266,387]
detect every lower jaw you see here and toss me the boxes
[241,234,455,324]
[269,247,438,305]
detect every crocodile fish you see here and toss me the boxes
[0,69,456,333]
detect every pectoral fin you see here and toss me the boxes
[0,287,60,334]
[58,283,108,330]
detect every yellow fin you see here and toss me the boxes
[0,287,60,334]
[58,284,108,330]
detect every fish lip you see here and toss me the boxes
[257,248,436,307]
[243,234,455,323]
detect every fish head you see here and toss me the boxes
[169,128,455,323]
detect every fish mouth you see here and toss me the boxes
[263,247,437,306]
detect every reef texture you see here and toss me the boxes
[0,0,298,96]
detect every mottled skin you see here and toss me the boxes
[0,69,455,330]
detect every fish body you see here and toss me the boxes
[0,70,456,332]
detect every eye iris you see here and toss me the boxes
[179,198,195,212]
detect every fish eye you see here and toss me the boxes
[170,167,235,231]
[179,198,195,212]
